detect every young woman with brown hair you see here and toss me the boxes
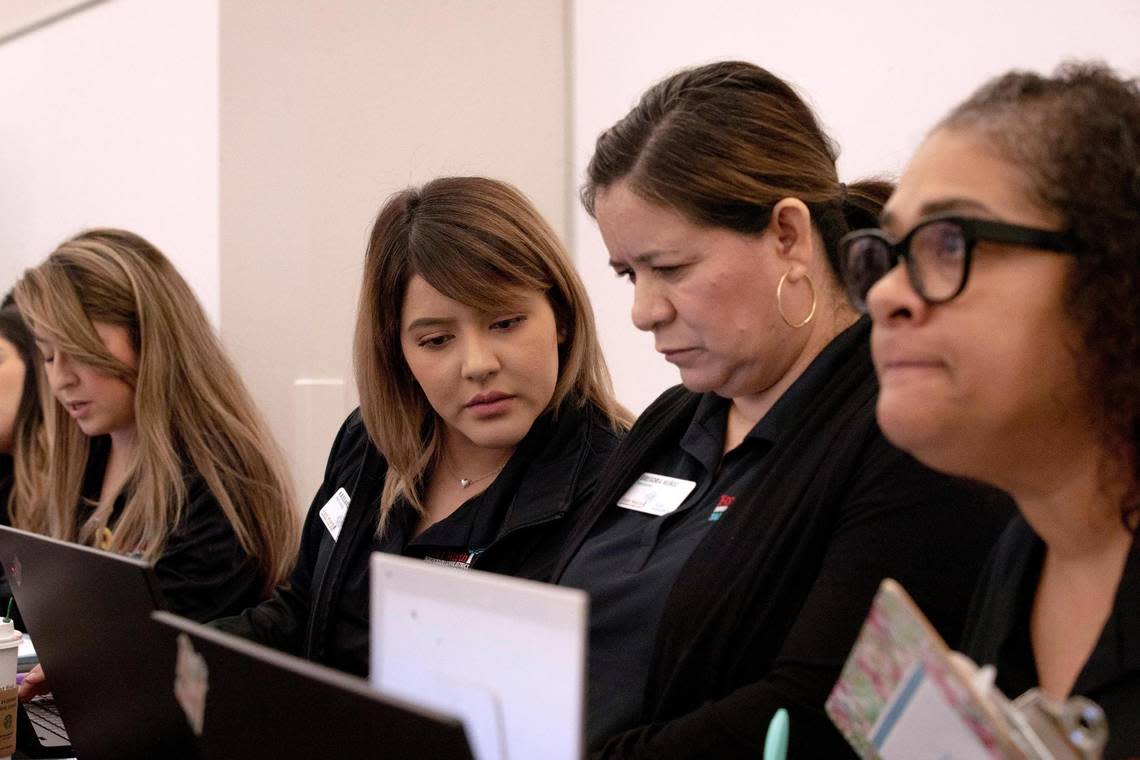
[11,230,300,620]
[554,61,1013,758]
[216,176,629,677]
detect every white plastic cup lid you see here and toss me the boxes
[0,619,21,648]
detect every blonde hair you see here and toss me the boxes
[13,229,300,593]
[354,177,631,532]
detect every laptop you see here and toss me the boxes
[370,553,588,760]
[151,612,474,760]
[0,525,199,760]
[10,633,72,759]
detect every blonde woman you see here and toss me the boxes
[216,176,629,677]
[11,229,300,628]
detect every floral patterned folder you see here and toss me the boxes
[825,579,1020,760]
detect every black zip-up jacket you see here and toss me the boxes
[554,319,1014,759]
[214,401,621,676]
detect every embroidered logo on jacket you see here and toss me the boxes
[708,494,735,522]
[422,549,481,568]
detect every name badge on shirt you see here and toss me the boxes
[617,472,697,517]
[319,487,351,541]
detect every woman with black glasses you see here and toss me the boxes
[841,63,1140,756]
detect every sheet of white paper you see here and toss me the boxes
[873,663,992,760]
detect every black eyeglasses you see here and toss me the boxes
[838,214,1079,312]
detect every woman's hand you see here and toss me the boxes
[18,663,49,701]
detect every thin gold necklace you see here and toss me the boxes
[441,456,506,489]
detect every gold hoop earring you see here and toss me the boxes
[776,271,817,329]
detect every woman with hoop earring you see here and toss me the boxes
[554,61,1014,758]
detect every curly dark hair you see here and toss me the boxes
[942,62,1140,529]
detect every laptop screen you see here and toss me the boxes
[370,553,587,760]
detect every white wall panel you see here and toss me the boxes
[572,0,1140,412]
[0,0,219,321]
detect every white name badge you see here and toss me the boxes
[617,473,697,517]
[319,487,351,541]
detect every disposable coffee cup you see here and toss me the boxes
[0,619,21,760]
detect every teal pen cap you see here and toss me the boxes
[763,708,789,760]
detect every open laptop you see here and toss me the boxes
[152,612,474,759]
[370,553,588,760]
[0,525,199,760]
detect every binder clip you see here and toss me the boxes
[825,580,1114,760]
[960,657,1108,759]
[994,687,1108,760]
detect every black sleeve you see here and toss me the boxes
[152,482,265,623]
[210,415,357,654]
[593,438,1012,760]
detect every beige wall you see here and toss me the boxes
[572,0,1140,414]
[0,0,220,320]
[0,0,104,44]
[219,1,570,503]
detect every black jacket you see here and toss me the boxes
[1,443,266,628]
[82,436,266,622]
[0,456,11,521]
[0,457,11,600]
[149,474,268,622]
[215,401,621,676]
[554,318,1013,759]
[963,517,1140,759]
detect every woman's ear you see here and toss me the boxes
[767,198,814,270]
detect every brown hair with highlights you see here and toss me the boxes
[582,60,892,286]
[354,176,631,532]
[14,230,300,592]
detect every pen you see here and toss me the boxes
[763,708,789,760]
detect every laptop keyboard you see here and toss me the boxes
[24,695,70,746]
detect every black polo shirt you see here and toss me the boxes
[963,517,1140,757]
[561,338,850,748]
